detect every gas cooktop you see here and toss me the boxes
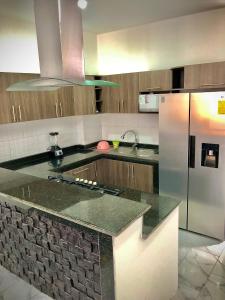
[48,175,122,196]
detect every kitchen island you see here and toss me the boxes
[0,147,180,300]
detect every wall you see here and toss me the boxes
[0,0,98,74]
[0,115,104,162]
[97,8,225,74]
[113,208,178,300]
[101,113,159,145]
[0,113,158,163]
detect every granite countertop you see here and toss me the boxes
[0,168,151,236]
[120,189,180,237]
[15,146,159,179]
[0,146,180,238]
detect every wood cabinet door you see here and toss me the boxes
[129,163,153,193]
[64,162,97,181]
[0,73,15,124]
[199,62,225,89]
[5,73,41,122]
[37,90,59,119]
[139,71,151,91]
[184,65,201,89]
[101,75,121,113]
[96,159,129,187]
[95,159,107,184]
[58,87,75,117]
[121,73,139,113]
[150,70,172,91]
[139,70,172,91]
[184,62,225,89]
[73,85,96,115]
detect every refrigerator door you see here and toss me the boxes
[159,93,189,229]
[188,92,225,240]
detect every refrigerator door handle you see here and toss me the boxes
[189,135,196,168]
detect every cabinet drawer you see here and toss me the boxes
[64,162,97,181]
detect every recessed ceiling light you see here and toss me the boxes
[77,0,88,10]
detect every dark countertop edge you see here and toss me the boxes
[0,143,97,170]
[55,152,158,173]
[0,191,151,238]
[142,201,181,239]
[0,142,158,171]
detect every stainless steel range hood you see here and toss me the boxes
[7,0,118,91]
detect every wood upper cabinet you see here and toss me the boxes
[96,159,153,193]
[139,70,172,91]
[64,162,97,181]
[37,90,59,119]
[101,73,138,113]
[184,62,225,89]
[101,75,121,113]
[37,86,75,119]
[0,72,76,123]
[0,73,41,123]
[0,73,17,124]
[121,73,139,113]
[57,87,75,117]
[73,76,96,115]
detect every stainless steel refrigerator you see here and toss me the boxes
[159,92,225,240]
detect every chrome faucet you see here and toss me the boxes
[121,130,139,152]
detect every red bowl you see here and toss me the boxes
[97,141,110,150]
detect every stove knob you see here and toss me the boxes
[93,181,97,186]
[84,180,88,184]
[88,181,93,185]
[79,179,84,182]
[75,178,80,182]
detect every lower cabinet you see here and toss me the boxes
[63,159,154,193]
[64,162,98,181]
[96,159,154,193]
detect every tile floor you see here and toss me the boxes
[173,230,225,300]
[0,230,224,300]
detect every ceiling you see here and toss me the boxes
[0,0,225,34]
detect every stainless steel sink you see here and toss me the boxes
[135,149,155,157]
[113,147,156,158]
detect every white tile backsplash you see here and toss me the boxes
[0,113,158,162]
[101,113,159,145]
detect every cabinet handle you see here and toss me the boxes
[27,185,31,198]
[55,101,59,117]
[122,99,124,112]
[72,168,89,175]
[151,86,161,89]
[93,100,96,114]
[18,105,22,121]
[95,164,98,179]
[132,165,134,179]
[59,102,63,117]
[200,83,225,87]
[12,105,16,122]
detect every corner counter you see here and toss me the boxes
[0,148,180,300]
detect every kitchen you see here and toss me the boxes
[0,0,225,300]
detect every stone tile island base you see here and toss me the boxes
[0,199,114,300]
[0,195,179,300]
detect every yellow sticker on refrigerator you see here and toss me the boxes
[218,100,225,114]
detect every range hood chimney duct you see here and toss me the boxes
[7,0,118,91]
[34,0,85,82]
